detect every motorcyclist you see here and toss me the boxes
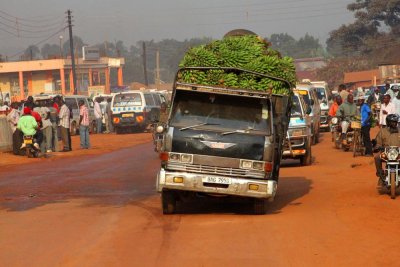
[17,107,42,150]
[328,95,342,117]
[336,94,358,140]
[374,114,400,182]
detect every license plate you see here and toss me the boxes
[122,113,134,118]
[202,176,232,185]
[24,139,33,144]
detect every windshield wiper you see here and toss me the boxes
[221,127,255,136]
[179,122,220,131]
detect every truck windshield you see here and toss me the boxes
[170,90,271,134]
[113,93,142,107]
[291,95,303,116]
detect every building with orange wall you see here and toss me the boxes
[0,57,124,102]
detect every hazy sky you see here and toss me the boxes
[1,0,355,59]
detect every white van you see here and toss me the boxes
[63,95,96,135]
[111,90,163,134]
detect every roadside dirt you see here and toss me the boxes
[0,132,153,169]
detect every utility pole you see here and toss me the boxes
[155,49,160,89]
[67,9,77,95]
[142,42,148,86]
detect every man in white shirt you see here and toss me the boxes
[58,99,71,152]
[34,102,52,153]
[379,94,396,128]
[94,98,103,134]
[392,86,400,115]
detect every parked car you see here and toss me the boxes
[295,82,321,145]
[111,90,163,134]
[282,92,312,165]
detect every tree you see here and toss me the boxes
[23,45,40,60]
[269,33,325,58]
[327,0,400,58]
[41,44,61,59]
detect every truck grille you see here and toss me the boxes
[166,162,265,179]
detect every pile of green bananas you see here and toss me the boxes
[178,35,296,95]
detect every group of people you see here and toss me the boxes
[5,95,93,156]
[329,83,400,184]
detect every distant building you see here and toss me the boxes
[294,57,326,81]
[344,69,382,90]
[0,57,125,102]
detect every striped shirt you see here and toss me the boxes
[59,104,70,128]
[79,105,90,126]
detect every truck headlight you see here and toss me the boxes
[240,159,266,171]
[241,160,253,169]
[180,154,193,163]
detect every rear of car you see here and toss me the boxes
[295,84,321,145]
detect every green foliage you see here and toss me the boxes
[269,33,325,58]
[178,35,296,95]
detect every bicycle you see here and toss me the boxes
[351,121,364,157]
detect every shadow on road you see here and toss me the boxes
[173,176,312,215]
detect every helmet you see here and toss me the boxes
[386,114,399,128]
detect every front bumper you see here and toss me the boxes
[320,115,329,129]
[157,168,277,199]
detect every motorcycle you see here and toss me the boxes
[22,135,40,158]
[330,116,340,146]
[379,146,400,199]
[341,120,354,152]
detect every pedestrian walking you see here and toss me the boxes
[357,93,373,156]
[78,99,90,149]
[94,98,103,133]
[379,94,396,128]
[105,98,113,133]
[48,100,59,152]
[35,101,52,153]
[59,99,71,152]
[6,102,22,155]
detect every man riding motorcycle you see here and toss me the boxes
[336,94,358,140]
[17,107,42,150]
[374,114,400,182]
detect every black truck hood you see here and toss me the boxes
[171,128,265,160]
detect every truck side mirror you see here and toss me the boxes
[310,99,315,106]
[306,106,312,114]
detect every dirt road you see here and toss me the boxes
[1,131,400,267]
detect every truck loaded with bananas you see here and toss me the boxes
[156,30,294,215]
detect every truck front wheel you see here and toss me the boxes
[253,198,267,215]
[162,190,177,214]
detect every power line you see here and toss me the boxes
[0,18,66,34]
[190,0,350,16]
[198,10,348,26]
[0,13,65,29]
[0,10,62,23]
[7,27,67,59]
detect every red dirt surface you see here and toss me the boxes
[1,129,400,266]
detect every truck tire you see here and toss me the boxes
[300,139,312,166]
[253,198,267,215]
[162,190,177,214]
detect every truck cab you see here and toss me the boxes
[156,68,291,215]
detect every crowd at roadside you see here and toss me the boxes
[2,95,114,157]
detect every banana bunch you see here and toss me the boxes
[178,35,296,95]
